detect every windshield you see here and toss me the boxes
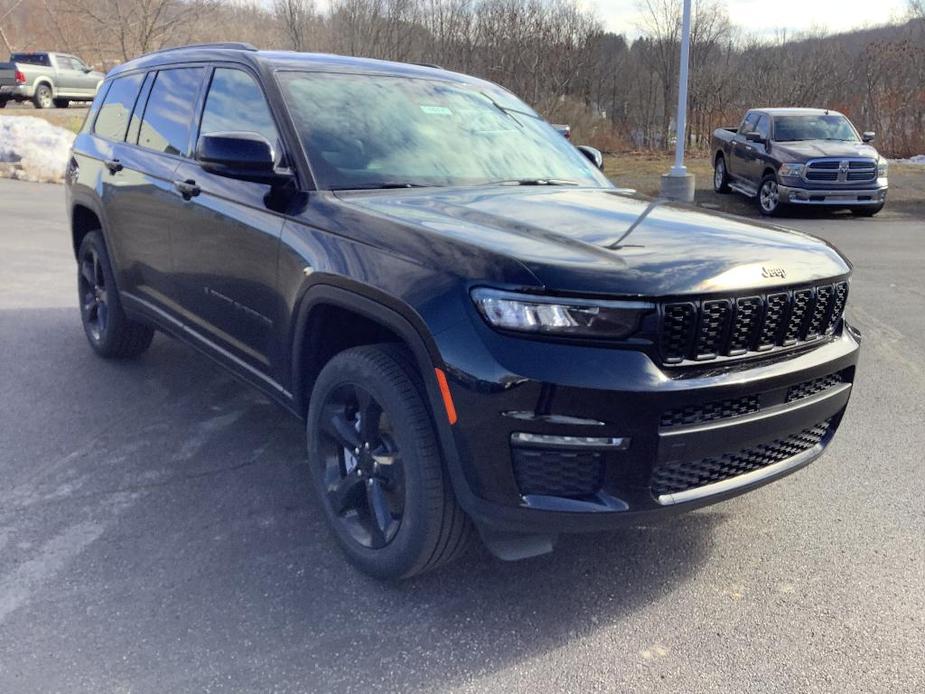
[277,72,610,190]
[773,115,859,142]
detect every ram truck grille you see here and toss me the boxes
[804,158,877,184]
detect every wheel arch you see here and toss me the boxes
[33,77,55,95]
[290,281,445,418]
[289,281,470,504]
[71,201,104,257]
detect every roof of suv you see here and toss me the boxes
[108,43,480,87]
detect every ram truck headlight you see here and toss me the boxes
[779,163,804,178]
[471,289,653,339]
[877,159,888,178]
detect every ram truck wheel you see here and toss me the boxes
[713,155,731,193]
[758,174,784,216]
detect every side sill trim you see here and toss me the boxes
[122,291,292,399]
[656,443,823,506]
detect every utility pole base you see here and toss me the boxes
[660,173,696,203]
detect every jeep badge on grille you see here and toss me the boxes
[761,266,787,279]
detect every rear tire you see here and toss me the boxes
[713,154,731,193]
[77,231,154,359]
[757,173,784,216]
[32,84,53,109]
[0,99,7,109]
[53,98,70,108]
[306,345,472,580]
[850,204,884,217]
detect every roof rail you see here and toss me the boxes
[414,63,443,69]
[146,42,258,56]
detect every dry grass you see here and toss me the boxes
[604,152,925,221]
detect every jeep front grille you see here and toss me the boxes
[658,281,848,365]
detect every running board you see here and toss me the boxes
[729,181,757,198]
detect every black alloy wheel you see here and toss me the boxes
[76,231,154,358]
[306,345,472,579]
[317,382,405,549]
[78,244,109,342]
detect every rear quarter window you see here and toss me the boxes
[11,53,51,67]
[93,73,145,142]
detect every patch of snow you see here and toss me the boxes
[0,116,75,183]
[891,154,925,165]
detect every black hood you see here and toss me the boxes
[337,187,851,297]
[772,140,879,161]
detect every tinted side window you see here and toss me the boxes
[199,69,279,147]
[11,53,50,67]
[755,115,770,141]
[138,68,204,156]
[94,73,145,142]
[740,113,759,135]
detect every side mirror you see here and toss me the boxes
[745,132,765,144]
[576,145,603,171]
[862,131,875,142]
[196,132,288,184]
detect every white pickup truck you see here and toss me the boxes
[4,52,104,109]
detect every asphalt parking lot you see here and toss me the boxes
[0,178,922,693]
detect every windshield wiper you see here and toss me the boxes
[494,178,580,186]
[330,182,435,191]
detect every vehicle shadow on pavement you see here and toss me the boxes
[0,313,722,692]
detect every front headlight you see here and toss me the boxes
[877,159,888,177]
[779,163,804,178]
[471,289,653,339]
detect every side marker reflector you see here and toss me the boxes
[434,368,457,425]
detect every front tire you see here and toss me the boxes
[306,345,472,580]
[77,231,154,359]
[713,154,731,193]
[758,173,784,216]
[32,84,53,109]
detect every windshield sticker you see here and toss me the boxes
[419,105,453,116]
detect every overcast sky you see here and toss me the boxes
[585,0,911,37]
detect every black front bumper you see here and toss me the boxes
[436,318,860,534]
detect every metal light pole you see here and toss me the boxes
[660,0,696,202]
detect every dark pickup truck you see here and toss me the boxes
[0,61,25,106]
[713,108,888,216]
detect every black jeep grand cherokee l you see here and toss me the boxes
[66,43,860,579]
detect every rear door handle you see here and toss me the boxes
[104,158,123,174]
[173,179,200,199]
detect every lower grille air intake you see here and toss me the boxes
[651,419,832,497]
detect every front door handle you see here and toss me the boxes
[104,158,123,174]
[173,179,200,199]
